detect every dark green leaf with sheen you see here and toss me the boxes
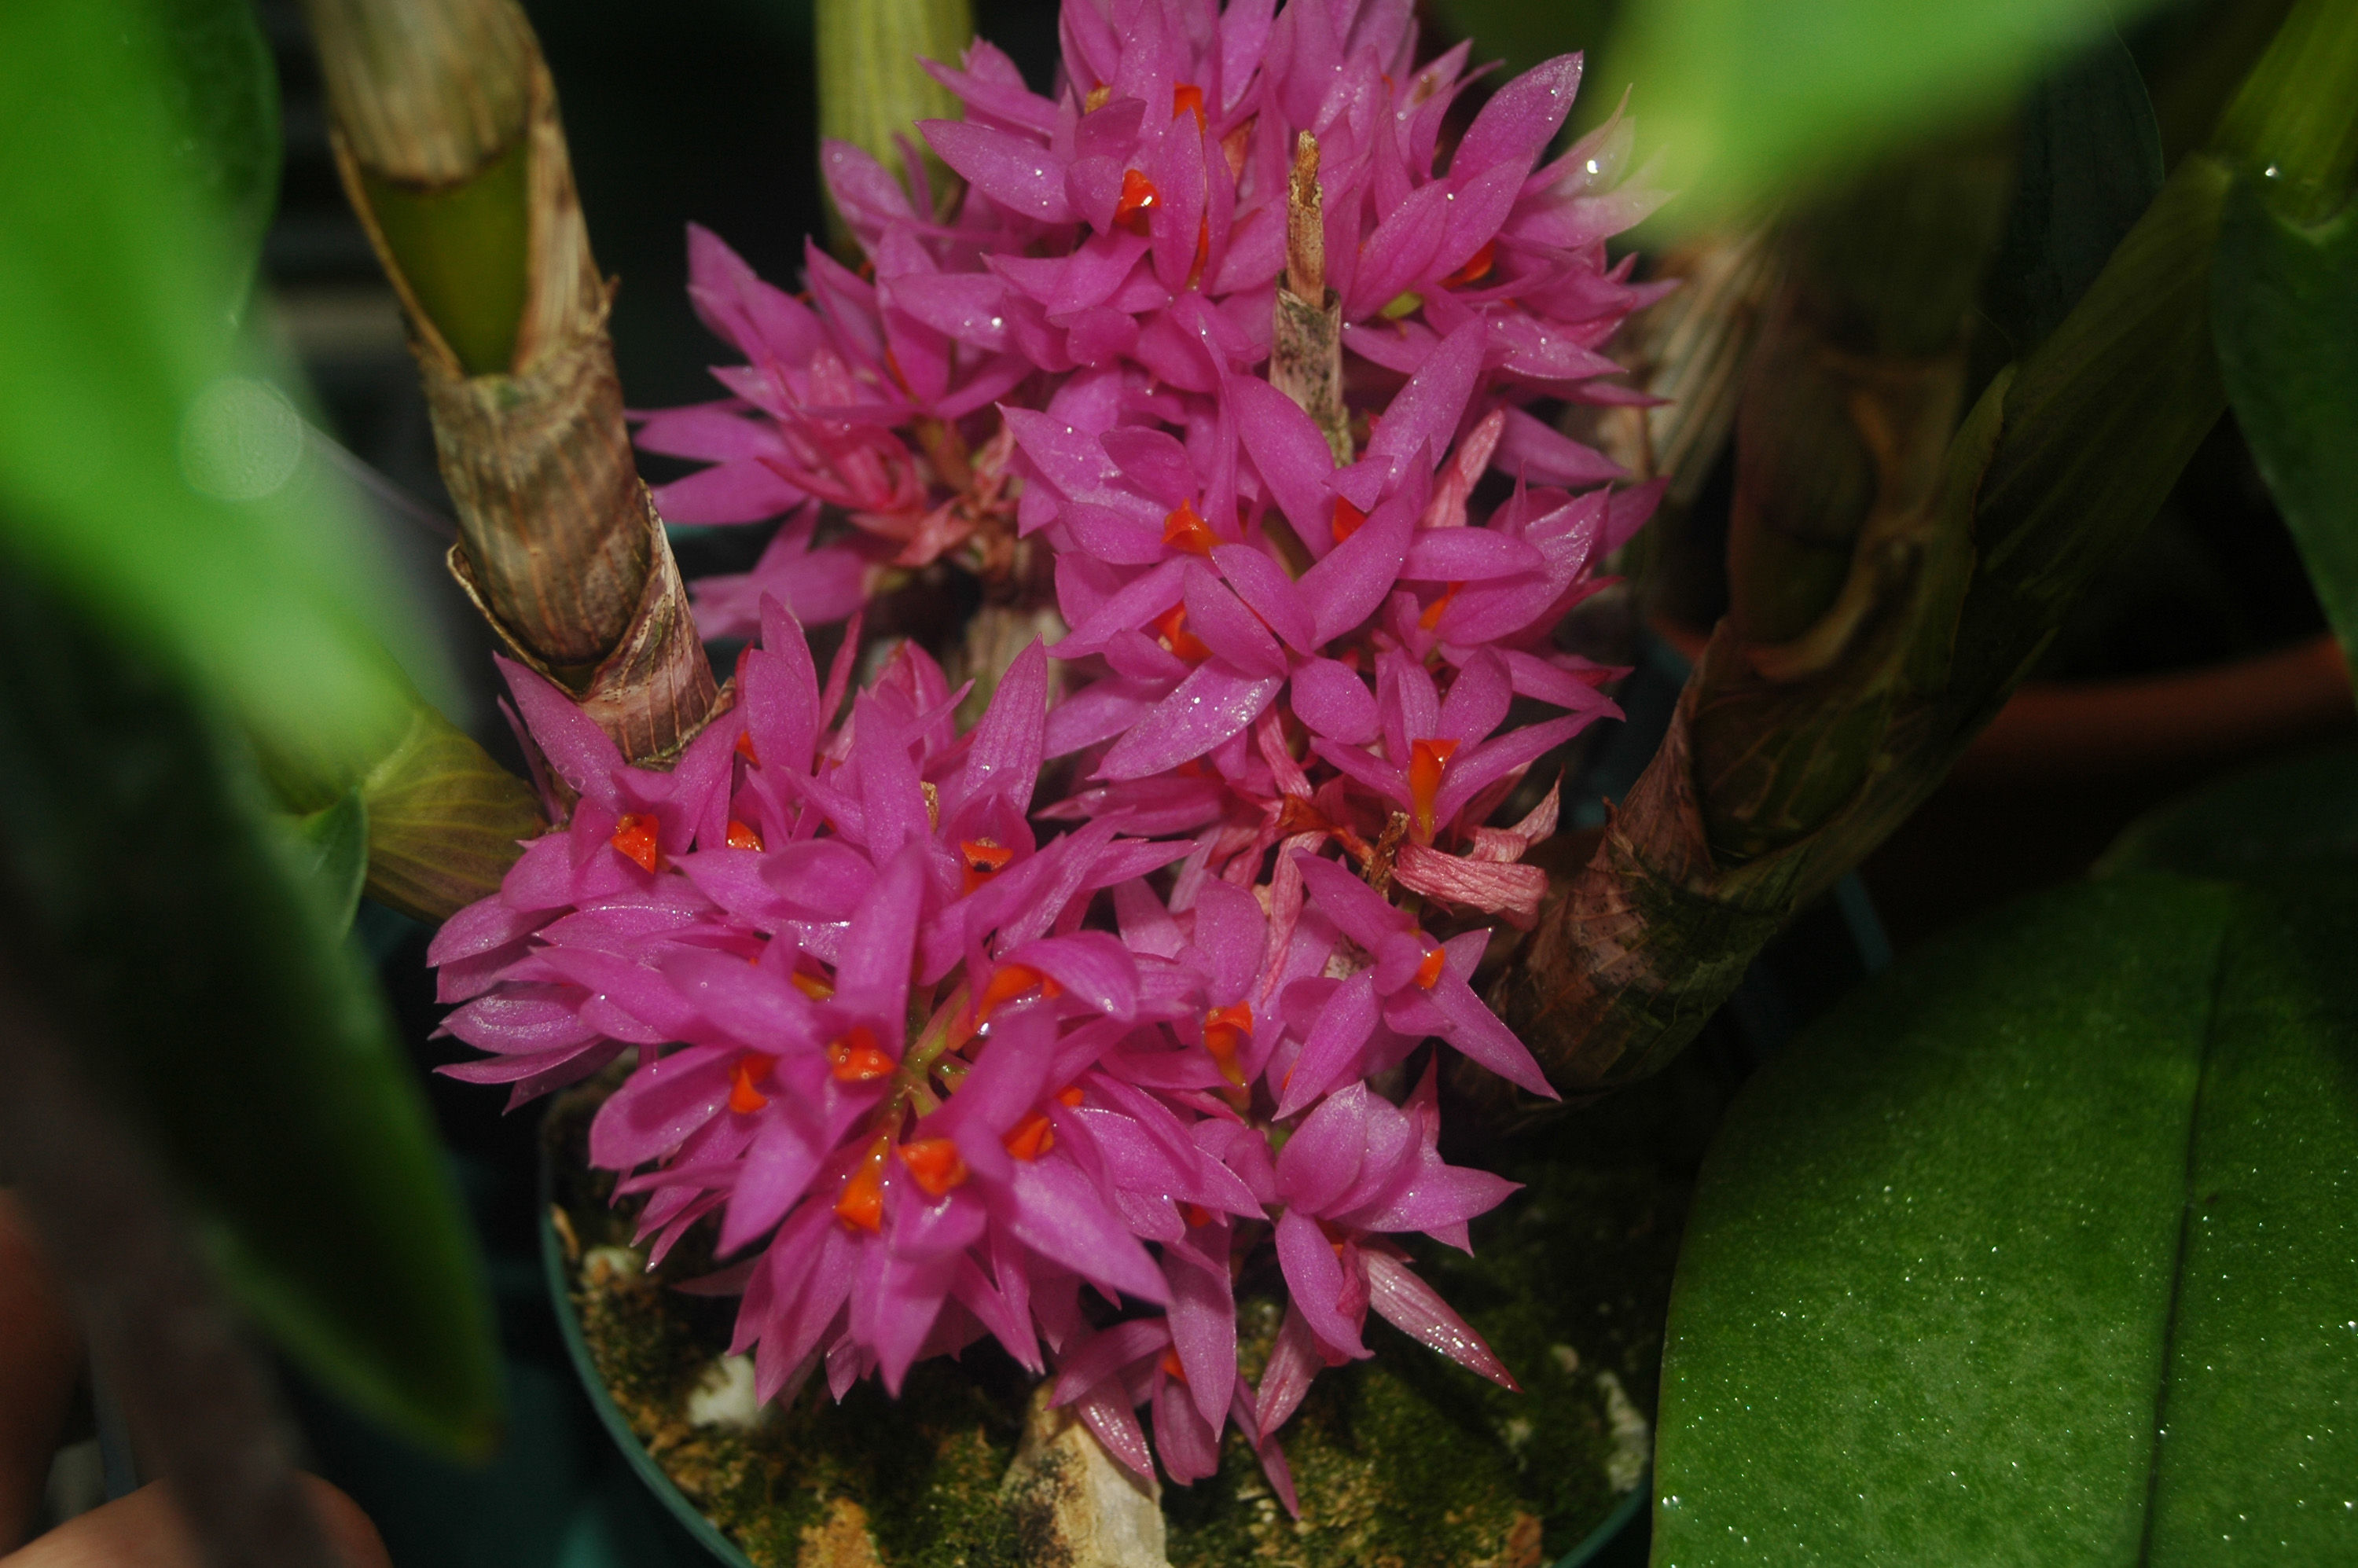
[1651,874,2358,1564]
[2214,178,2358,685]
[0,556,501,1458]
[2098,742,2358,881]
[1983,25,2165,354]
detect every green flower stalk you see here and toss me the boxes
[817,0,972,242]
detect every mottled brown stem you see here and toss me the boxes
[0,967,336,1568]
[308,0,719,766]
[1493,146,2231,1092]
[1271,132,1353,465]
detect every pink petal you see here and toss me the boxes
[1450,53,1583,183]
[1096,662,1281,780]
[1275,1207,1366,1358]
[1365,319,1486,479]
[920,119,1075,223]
[1273,968,1379,1118]
[1364,1251,1519,1390]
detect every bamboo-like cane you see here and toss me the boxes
[306,0,720,766]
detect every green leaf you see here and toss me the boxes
[0,555,501,1457]
[358,702,547,924]
[145,0,282,318]
[817,0,971,236]
[0,0,447,786]
[2098,742,2358,881]
[274,788,370,936]
[2213,179,2358,685]
[1982,25,2165,355]
[0,2,534,897]
[1609,0,2170,227]
[1651,874,2358,1563]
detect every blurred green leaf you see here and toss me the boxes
[274,788,370,936]
[2099,742,2358,881]
[817,0,970,237]
[0,0,445,784]
[1653,872,2358,1563]
[146,0,282,318]
[1983,25,2164,354]
[0,554,501,1457]
[1613,0,2168,228]
[2214,180,2358,684]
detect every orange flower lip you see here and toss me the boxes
[1005,1111,1055,1161]
[1412,946,1447,989]
[827,1024,895,1082]
[1408,736,1460,843]
[609,812,659,872]
[728,1051,777,1114]
[1151,603,1212,663]
[834,1137,891,1231]
[1113,168,1160,235]
[960,836,1015,894]
[1331,496,1366,543]
[1203,1002,1253,1086]
[975,963,1059,1023]
[898,1137,969,1198]
[1162,498,1219,555]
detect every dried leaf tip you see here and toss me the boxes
[1286,130,1324,303]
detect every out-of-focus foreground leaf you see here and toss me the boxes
[274,788,370,936]
[0,0,540,916]
[146,0,283,318]
[0,556,501,1457]
[0,0,508,1449]
[0,0,431,768]
[1611,0,2169,229]
[1651,872,2358,1563]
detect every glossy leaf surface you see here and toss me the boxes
[2098,743,2358,881]
[1652,875,2358,1564]
[0,0,443,783]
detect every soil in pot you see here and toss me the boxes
[541,1055,1724,1568]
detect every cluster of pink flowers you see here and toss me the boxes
[436,0,1664,1506]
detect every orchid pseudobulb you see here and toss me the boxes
[436,0,1664,1505]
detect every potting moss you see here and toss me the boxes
[545,1074,1699,1566]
